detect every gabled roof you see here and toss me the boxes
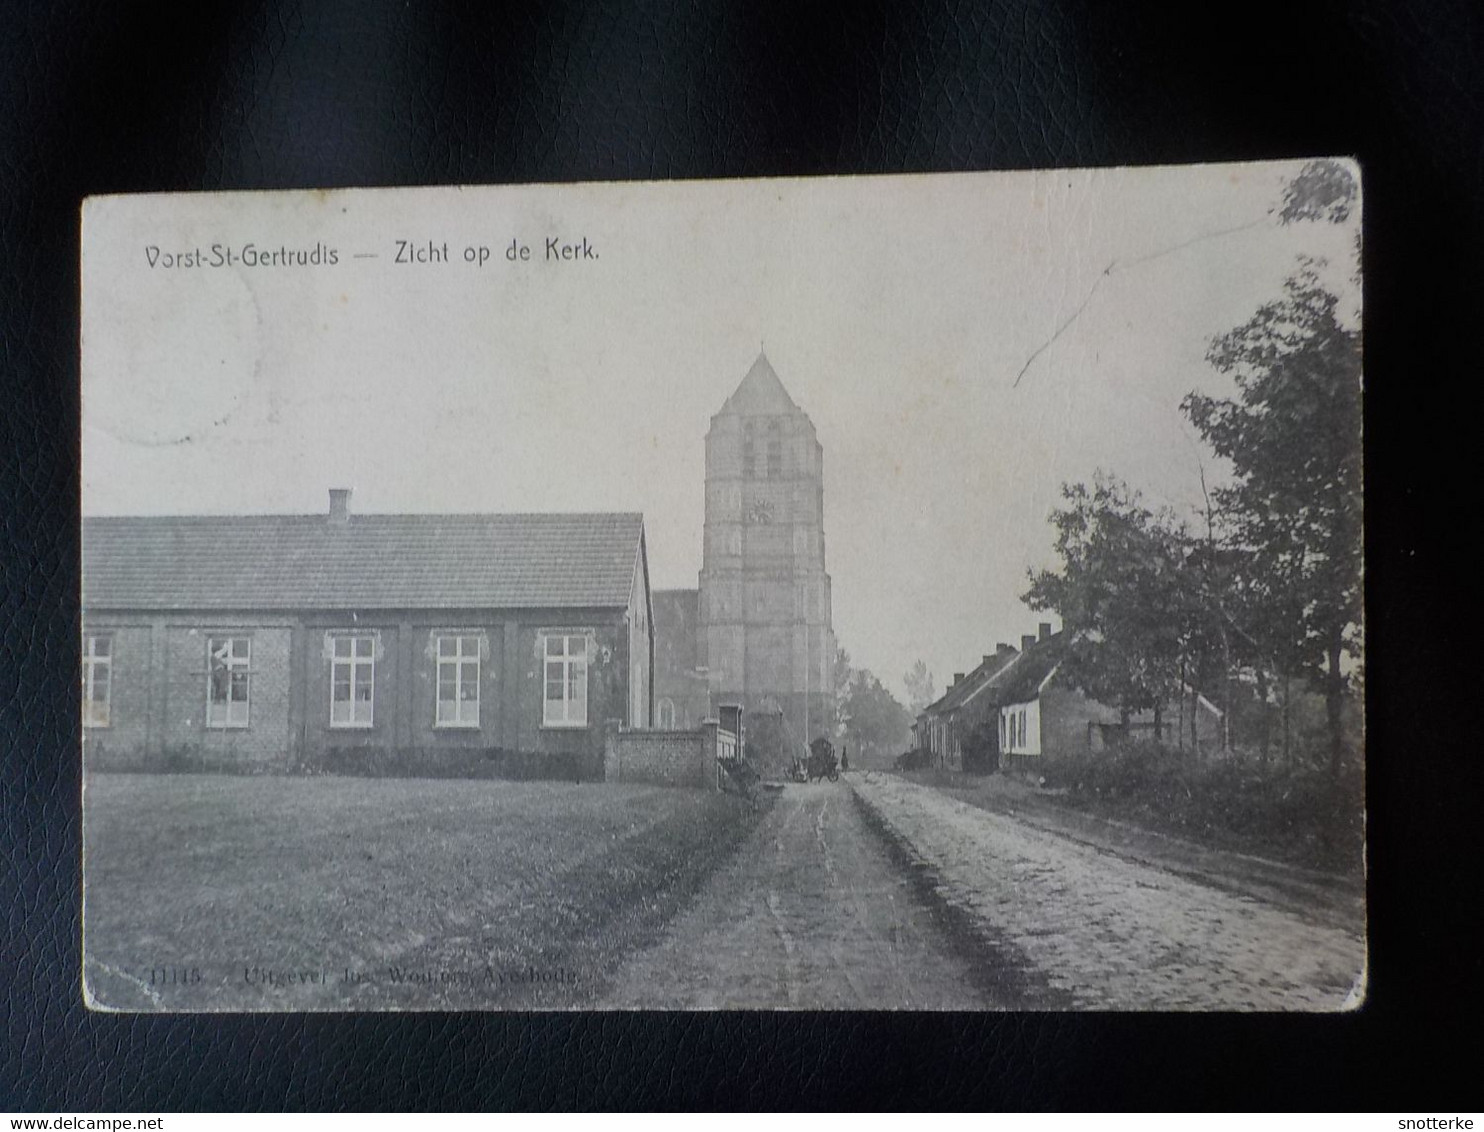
[720,351,800,416]
[995,631,1071,705]
[921,681,956,718]
[82,512,647,612]
[923,647,1021,718]
[921,631,1076,717]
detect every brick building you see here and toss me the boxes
[916,624,1225,773]
[650,588,711,730]
[915,640,1022,771]
[994,630,1223,772]
[81,493,653,777]
[653,352,838,775]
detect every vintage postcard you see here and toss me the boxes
[80,162,1364,1012]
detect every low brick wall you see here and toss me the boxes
[604,720,721,789]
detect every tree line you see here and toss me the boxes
[1024,162,1363,779]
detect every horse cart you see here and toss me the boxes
[804,738,839,783]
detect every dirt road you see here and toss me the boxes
[602,780,1000,1009]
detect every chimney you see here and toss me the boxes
[329,488,352,523]
[982,655,993,667]
[1039,621,1053,642]
[1021,634,1036,651]
[953,673,964,685]
[997,641,1013,654]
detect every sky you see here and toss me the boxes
[81,161,1361,702]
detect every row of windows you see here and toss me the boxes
[81,632,592,732]
[917,709,1031,756]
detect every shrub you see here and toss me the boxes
[1040,741,1363,874]
[311,745,593,782]
[745,712,791,777]
[895,747,931,771]
[128,745,277,775]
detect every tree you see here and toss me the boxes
[1024,473,1192,737]
[1278,159,1358,225]
[839,669,912,767]
[832,646,853,734]
[903,660,936,716]
[1182,263,1362,778]
[744,708,790,779]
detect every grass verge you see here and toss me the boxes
[83,773,769,1011]
[1032,743,1364,876]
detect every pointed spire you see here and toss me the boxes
[723,350,799,415]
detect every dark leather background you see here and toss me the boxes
[3,0,1481,1111]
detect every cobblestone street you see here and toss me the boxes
[852,772,1367,1010]
[602,772,1365,1010]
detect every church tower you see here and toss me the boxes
[698,352,836,768]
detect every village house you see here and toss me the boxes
[995,629,1225,772]
[80,490,653,779]
[914,623,1225,773]
[914,640,1022,771]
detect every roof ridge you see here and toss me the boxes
[83,510,644,522]
[82,510,646,611]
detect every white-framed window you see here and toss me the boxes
[657,697,676,728]
[435,634,480,728]
[83,634,112,728]
[543,633,589,727]
[206,636,251,728]
[330,634,375,728]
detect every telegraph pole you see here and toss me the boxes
[799,573,811,754]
